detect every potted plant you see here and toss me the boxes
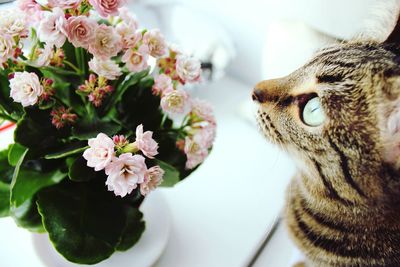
[0,0,216,264]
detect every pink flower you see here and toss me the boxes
[135,124,158,158]
[83,133,115,171]
[34,43,54,67]
[88,57,122,80]
[48,0,82,9]
[17,0,42,19]
[184,135,209,169]
[194,125,216,149]
[66,16,97,49]
[17,0,39,11]
[122,44,149,72]
[0,34,15,67]
[89,0,127,18]
[191,98,216,123]
[0,9,28,37]
[143,29,167,58]
[176,55,201,83]
[38,8,68,48]
[89,24,122,60]
[115,8,139,49]
[152,74,173,96]
[9,72,43,107]
[105,153,147,197]
[140,166,164,196]
[160,89,191,115]
[118,7,138,26]
[116,23,140,49]
[168,44,183,57]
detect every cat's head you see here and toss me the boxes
[253,18,400,201]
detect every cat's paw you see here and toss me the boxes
[292,262,306,267]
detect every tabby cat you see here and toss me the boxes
[252,10,400,267]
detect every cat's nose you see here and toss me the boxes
[252,88,267,103]
[253,80,274,103]
[253,79,284,103]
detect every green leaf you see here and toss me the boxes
[118,76,163,131]
[9,149,46,231]
[11,197,44,232]
[62,41,79,69]
[30,27,37,41]
[156,160,180,187]
[8,143,28,167]
[9,147,28,193]
[0,148,14,184]
[0,71,23,117]
[39,68,85,116]
[0,181,10,217]
[104,69,149,114]
[45,143,88,160]
[11,169,66,208]
[116,208,145,251]
[71,117,121,140]
[41,66,81,77]
[37,180,132,264]
[68,156,97,182]
[14,112,60,155]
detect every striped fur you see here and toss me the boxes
[254,36,400,266]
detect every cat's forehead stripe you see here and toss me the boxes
[291,77,318,96]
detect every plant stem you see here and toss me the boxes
[75,48,86,78]
[180,115,190,129]
[0,113,17,123]
[80,48,87,77]
[85,102,95,118]
[35,65,82,77]
[64,60,82,74]
[0,105,17,122]
[28,41,39,62]
[160,114,168,128]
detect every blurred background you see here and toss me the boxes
[0,0,388,266]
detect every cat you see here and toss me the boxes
[253,5,400,267]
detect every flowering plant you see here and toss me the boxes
[0,0,216,264]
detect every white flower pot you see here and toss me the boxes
[32,190,171,267]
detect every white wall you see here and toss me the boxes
[177,0,377,84]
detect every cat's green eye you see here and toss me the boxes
[301,97,326,127]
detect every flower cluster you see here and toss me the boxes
[83,125,164,197]
[0,0,216,263]
[2,0,215,194]
[78,74,114,107]
[0,9,28,69]
[182,99,216,169]
[50,106,78,129]
[152,48,214,169]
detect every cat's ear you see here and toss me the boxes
[383,100,400,168]
[361,0,400,43]
[384,15,400,44]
